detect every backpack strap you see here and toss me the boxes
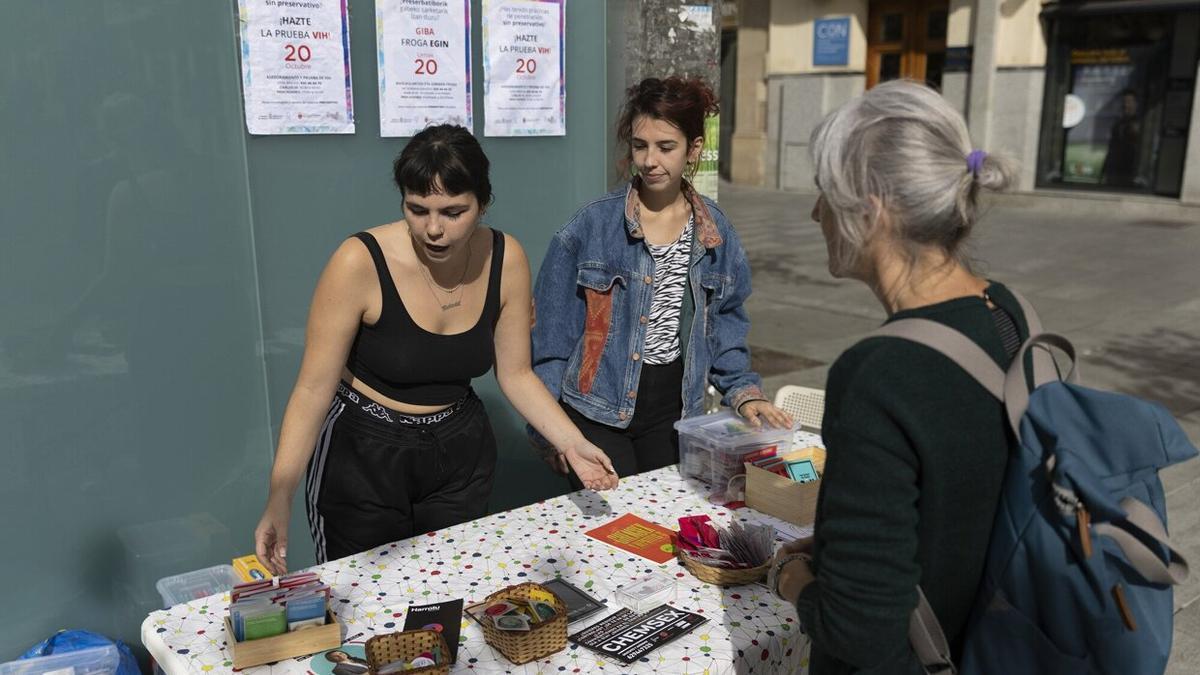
[1002,287,1060,388]
[1002,333,1079,438]
[1093,497,1190,586]
[909,587,958,675]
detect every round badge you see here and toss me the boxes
[409,656,435,668]
[421,623,443,633]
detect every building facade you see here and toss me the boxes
[727,0,1200,203]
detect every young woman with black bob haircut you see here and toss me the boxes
[767,80,1025,673]
[254,125,617,572]
[529,77,790,487]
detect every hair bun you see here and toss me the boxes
[973,152,1017,192]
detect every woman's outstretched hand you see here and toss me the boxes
[563,442,619,490]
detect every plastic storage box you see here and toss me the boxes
[0,646,119,675]
[674,411,793,490]
[614,574,676,614]
[156,564,237,608]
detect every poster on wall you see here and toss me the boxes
[1062,48,1152,187]
[691,114,720,201]
[483,0,566,136]
[236,0,355,135]
[377,0,473,137]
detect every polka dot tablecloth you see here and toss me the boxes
[143,437,821,675]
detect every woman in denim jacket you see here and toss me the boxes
[530,77,791,486]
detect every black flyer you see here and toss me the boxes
[402,599,464,663]
[568,604,708,664]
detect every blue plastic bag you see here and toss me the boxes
[21,630,140,675]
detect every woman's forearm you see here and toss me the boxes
[499,369,587,454]
[266,381,339,508]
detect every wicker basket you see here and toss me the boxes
[364,630,450,675]
[678,551,769,586]
[480,582,569,664]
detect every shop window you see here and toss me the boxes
[1036,9,1198,197]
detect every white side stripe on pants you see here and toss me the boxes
[306,398,346,565]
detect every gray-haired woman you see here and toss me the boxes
[767,80,1026,673]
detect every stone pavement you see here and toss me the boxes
[720,181,1200,674]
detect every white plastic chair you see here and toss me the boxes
[774,385,826,431]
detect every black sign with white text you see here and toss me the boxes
[568,605,708,664]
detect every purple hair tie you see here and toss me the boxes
[966,149,987,177]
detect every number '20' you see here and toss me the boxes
[284,44,311,62]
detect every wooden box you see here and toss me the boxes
[223,610,342,669]
[744,446,825,526]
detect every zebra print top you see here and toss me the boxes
[643,214,694,365]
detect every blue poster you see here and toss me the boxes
[814,17,850,67]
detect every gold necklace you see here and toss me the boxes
[418,242,472,311]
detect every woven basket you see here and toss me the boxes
[364,630,450,675]
[480,582,569,664]
[678,551,769,586]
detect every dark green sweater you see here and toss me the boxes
[796,282,1029,675]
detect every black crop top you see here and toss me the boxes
[345,229,504,405]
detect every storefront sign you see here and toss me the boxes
[483,0,566,136]
[236,0,355,135]
[944,46,973,73]
[813,17,850,67]
[376,0,473,137]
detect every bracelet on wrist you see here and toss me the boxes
[769,553,812,600]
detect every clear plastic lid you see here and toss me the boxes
[156,564,237,608]
[0,647,120,675]
[674,410,792,447]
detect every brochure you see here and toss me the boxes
[583,513,678,564]
[402,599,464,663]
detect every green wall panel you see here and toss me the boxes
[0,0,611,659]
[0,0,271,660]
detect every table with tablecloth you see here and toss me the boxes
[143,432,821,674]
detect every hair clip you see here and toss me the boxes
[966,150,987,177]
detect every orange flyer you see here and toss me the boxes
[584,513,678,564]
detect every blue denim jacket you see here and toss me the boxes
[529,179,766,446]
